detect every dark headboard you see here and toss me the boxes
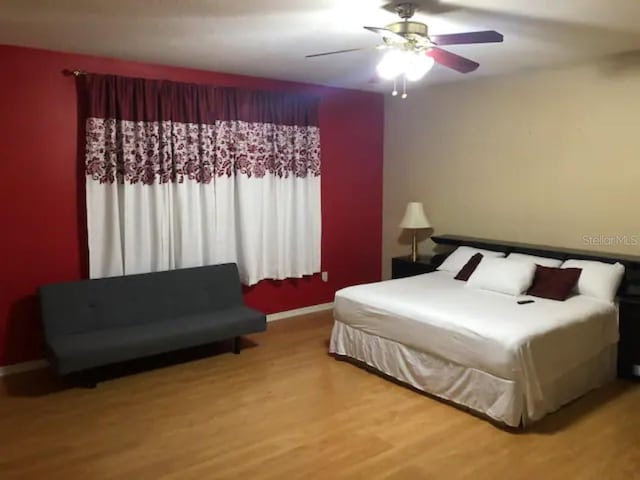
[431,234,640,296]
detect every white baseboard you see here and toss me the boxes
[0,303,334,377]
[0,359,49,377]
[266,302,334,323]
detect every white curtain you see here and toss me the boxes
[84,79,321,286]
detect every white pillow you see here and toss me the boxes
[561,259,625,302]
[506,252,563,268]
[438,246,505,274]
[466,257,536,296]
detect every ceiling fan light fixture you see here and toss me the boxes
[376,49,407,80]
[405,52,435,81]
[377,49,434,82]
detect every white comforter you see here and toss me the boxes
[334,271,618,391]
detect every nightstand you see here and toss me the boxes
[392,255,436,279]
[618,296,640,380]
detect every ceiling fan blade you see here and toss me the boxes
[305,48,366,58]
[430,30,504,46]
[427,48,480,73]
[364,26,407,43]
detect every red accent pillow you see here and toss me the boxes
[455,253,483,281]
[527,265,582,301]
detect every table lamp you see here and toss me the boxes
[399,202,431,262]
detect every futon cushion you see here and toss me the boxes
[39,263,244,336]
[527,265,582,301]
[48,306,266,374]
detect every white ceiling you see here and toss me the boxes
[1,0,640,91]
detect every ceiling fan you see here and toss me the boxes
[306,2,504,97]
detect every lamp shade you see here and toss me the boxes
[399,202,431,229]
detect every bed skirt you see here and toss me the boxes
[329,320,617,427]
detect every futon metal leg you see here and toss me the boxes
[80,371,98,389]
[68,372,98,389]
[232,336,241,354]
[83,379,98,389]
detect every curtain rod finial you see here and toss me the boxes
[62,69,88,77]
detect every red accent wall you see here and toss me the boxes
[0,45,384,367]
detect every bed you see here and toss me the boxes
[329,236,635,427]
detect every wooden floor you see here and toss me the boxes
[1,311,639,479]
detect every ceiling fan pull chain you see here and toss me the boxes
[402,75,408,99]
[392,77,398,96]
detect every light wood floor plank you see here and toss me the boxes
[1,311,638,479]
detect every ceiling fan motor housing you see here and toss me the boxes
[386,21,428,38]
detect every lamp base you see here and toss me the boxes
[411,230,418,262]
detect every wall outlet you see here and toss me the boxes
[321,271,328,282]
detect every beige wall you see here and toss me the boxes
[383,61,640,279]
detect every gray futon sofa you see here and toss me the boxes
[39,263,266,376]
